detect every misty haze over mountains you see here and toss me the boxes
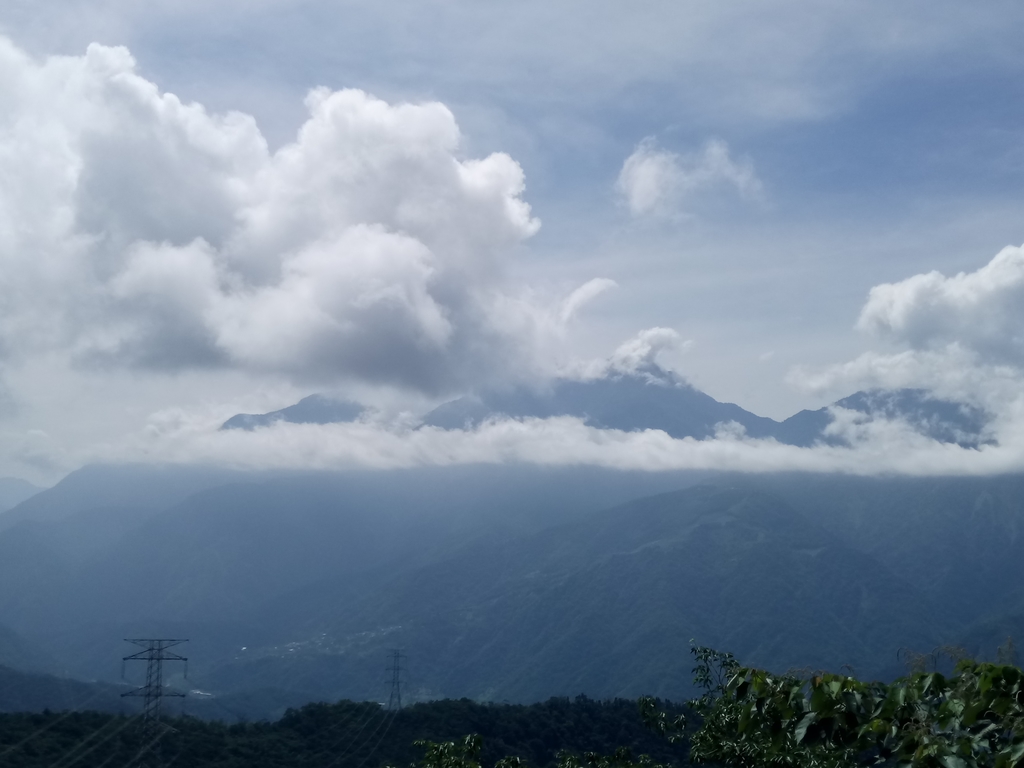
[0,377,1017,719]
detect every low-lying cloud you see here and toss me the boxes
[97,405,1024,478]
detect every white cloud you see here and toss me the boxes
[789,347,1022,404]
[559,278,617,325]
[789,244,1024,441]
[0,38,564,394]
[616,137,762,218]
[607,327,692,375]
[857,244,1024,365]
[80,405,1024,478]
[559,327,694,382]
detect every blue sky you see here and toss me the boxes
[1,1,1024,480]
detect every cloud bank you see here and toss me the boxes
[101,405,1024,479]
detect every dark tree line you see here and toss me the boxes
[0,695,689,768]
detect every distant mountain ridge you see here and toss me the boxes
[422,371,991,448]
[221,394,363,430]
[222,369,991,448]
[778,389,991,449]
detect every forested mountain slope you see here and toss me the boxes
[744,474,1024,626]
[209,486,940,702]
[0,466,1020,709]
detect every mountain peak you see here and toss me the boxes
[779,388,992,449]
[421,369,780,439]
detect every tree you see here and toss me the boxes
[643,644,1024,768]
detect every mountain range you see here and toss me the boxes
[220,367,992,449]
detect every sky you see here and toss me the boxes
[2,1,1024,484]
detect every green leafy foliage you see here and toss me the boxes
[646,645,1024,768]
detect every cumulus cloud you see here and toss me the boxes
[607,327,691,375]
[788,244,1024,455]
[616,137,762,218]
[561,327,693,383]
[857,244,1024,365]
[0,38,566,393]
[792,245,1024,401]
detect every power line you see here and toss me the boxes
[119,722,174,768]
[350,710,398,768]
[316,649,409,768]
[307,704,385,768]
[316,702,388,768]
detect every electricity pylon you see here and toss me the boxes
[122,638,188,766]
[386,649,406,711]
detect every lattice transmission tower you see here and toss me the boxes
[386,649,406,711]
[122,638,188,766]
